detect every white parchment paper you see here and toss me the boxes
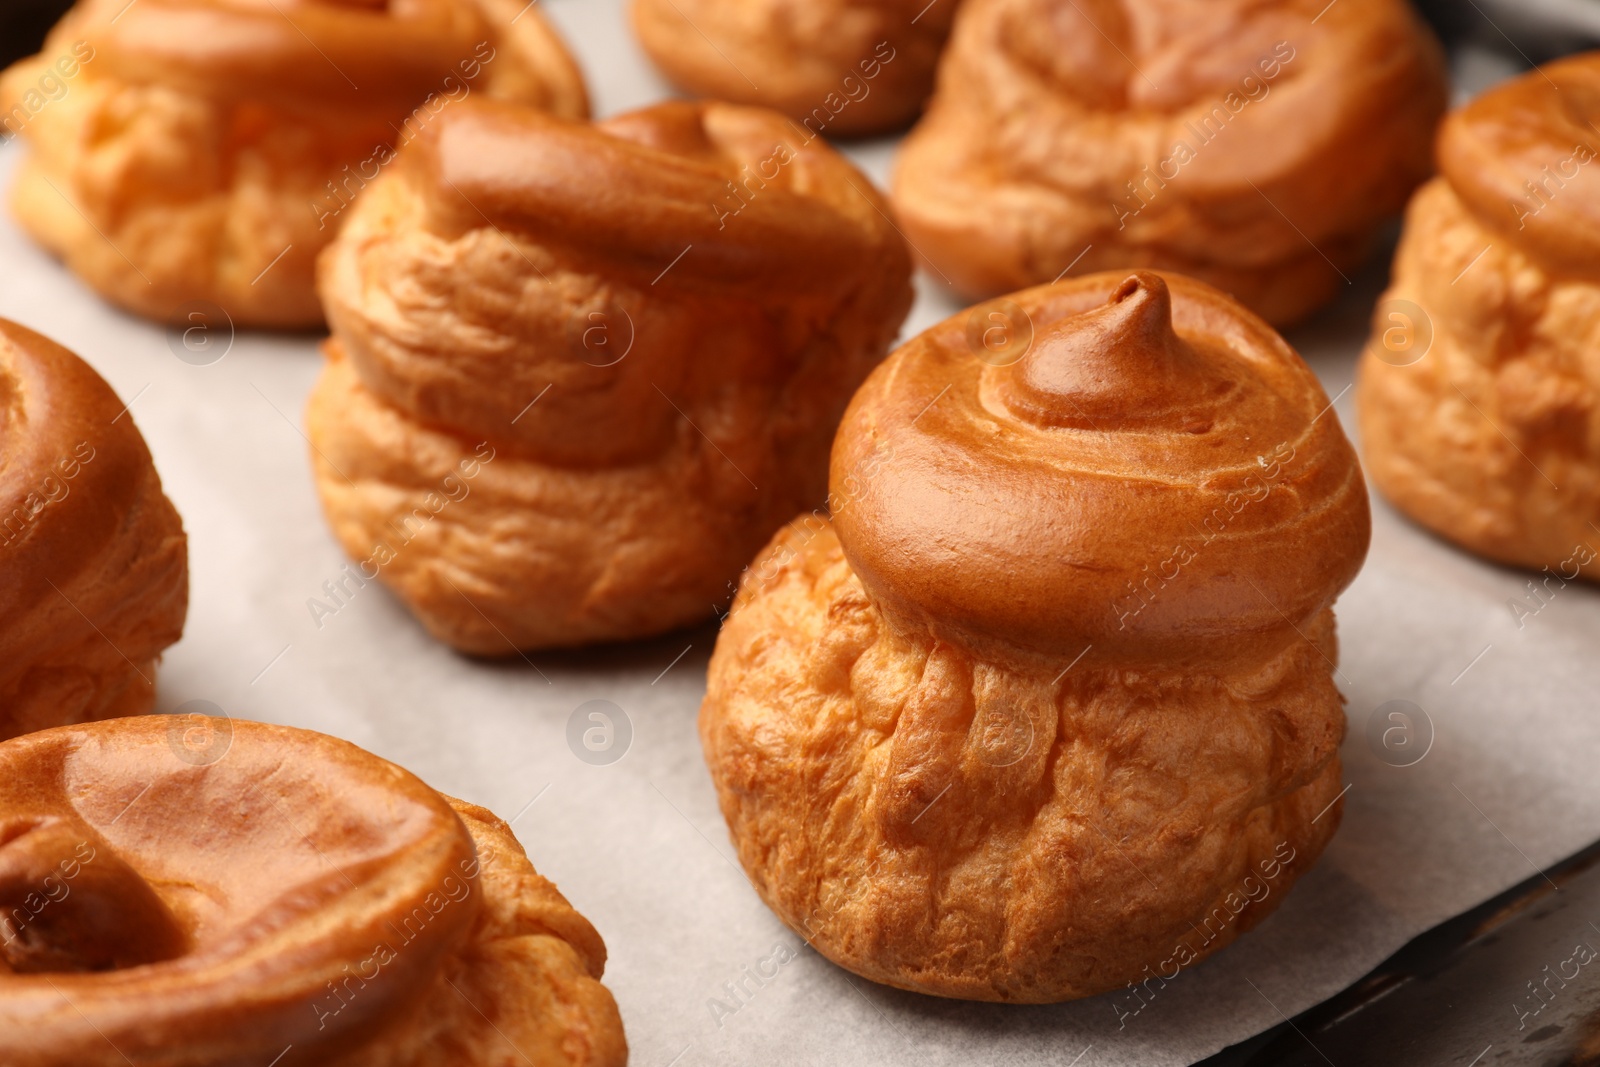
[0,7,1588,1063]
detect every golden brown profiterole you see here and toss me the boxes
[892,0,1447,326]
[0,0,588,328]
[1359,52,1600,580]
[0,715,627,1065]
[701,270,1369,1001]
[0,319,186,742]
[306,97,913,653]
[631,0,956,137]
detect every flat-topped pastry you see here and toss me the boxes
[0,320,186,742]
[0,0,588,327]
[0,716,628,1066]
[631,0,955,137]
[892,0,1447,325]
[1359,52,1600,577]
[307,98,913,652]
[701,271,1369,1001]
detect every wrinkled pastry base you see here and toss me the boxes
[702,521,1345,1002]
[307,348,830,653]
[1359,180,1600,576]
[631,0,950,136]
[306,109,907,654]
[332,799,627,1067]
[1,0,586,328]
[0,466,186,743]
[7,80,374,328]
[893,156,1365,328]
[890,0,1444,327]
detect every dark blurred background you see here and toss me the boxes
[1419,0,1600,58]
[1,0,74,68]
[4,0,1600,69]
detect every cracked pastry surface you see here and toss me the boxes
[630,0,956,137]
[891,0,1446,326]
[0,716,627,1066]
[1358,52,1600,578]
[701,270,1369,1001]
[0,320,186,742]
[0,0,588,328]
[307,98,912,653]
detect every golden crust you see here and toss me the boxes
[828,271,1369,666]
[700,270,1364,1001]
[305,344,816,652]
[1357,181,1600,574]
[308,99,913,652]
[702,522,1345,1002]
[630,0,955,137]
[332,801,628,1067]
[0,320,187,741]
[1358,55,1600,576]
[891,0,1446,325]
[0,717,626,1066]
[0,0,588,328]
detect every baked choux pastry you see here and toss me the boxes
[631,0,955,137]
[0,319,186,742]
[892,0,1447,326]
[0,716,628,1066]
[1359,53,1600,580]
[307,98,913,653]
[0,0,588,328]
[701,271,1370,1002]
